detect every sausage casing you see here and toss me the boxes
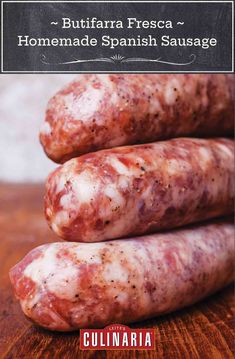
[40,74,234,163]
[9,220,234,331]
[45,138,234,242]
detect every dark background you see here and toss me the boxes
[1,1,233,72]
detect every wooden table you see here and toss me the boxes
[0,183,234,359]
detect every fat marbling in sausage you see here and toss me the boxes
[45,138,234,242]
[40,74,234,163]
[9,220,234,331]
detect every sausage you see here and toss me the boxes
[44,138,234,243]
[9,220,234,331]
[39,74,234,163]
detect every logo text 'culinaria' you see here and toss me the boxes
[80,324,155,350]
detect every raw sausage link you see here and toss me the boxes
[9,220,234,331]
[39,74,234,163]
[45,138,234,243]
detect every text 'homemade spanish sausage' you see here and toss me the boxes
[9,220,234,331]
[45,138,234,242]
[40,74,234,163]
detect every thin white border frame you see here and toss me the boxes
[1,0,234,73]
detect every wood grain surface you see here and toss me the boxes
[0,183,234,359]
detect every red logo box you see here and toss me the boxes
[80,324,155,350]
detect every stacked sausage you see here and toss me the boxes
[10,75,234,331]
